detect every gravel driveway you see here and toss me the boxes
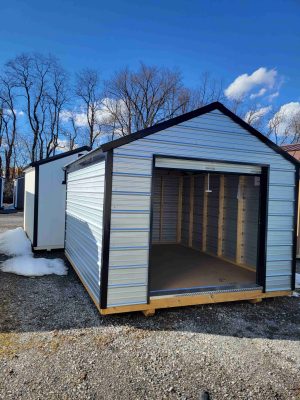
[0,212,300,399]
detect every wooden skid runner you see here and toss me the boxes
[100,290,292,315]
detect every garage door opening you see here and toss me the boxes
[149,161,262,296]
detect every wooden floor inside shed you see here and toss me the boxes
[150,244,257,294]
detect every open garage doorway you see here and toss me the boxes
[149,158,264,296]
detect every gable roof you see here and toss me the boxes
[100,102,299,166]
[24,146,91,170]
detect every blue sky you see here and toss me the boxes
[0,0,299,109]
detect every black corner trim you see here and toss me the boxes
[100,150,113,309]
[291,166,299,290]
[256,166,269,291]
[33,165,39,248]
[24,146,91,170]
[100,102,299,167]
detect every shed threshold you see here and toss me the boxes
[150,283,262,297]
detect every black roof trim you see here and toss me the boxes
[100,102,299,167]
[65,148,105,173]
[24,146,91,170]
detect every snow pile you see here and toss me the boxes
[1,256,67,276]
[0,227,32,256]
[296,273,300,289]
[0,228,67,277]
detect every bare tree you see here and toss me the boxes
[0,104,4,176]
[5,53,68,161]
[104,63,189,136]
[5,54,50,161]
[75,69,103,147]
[187,72,225,110]
[45,64,69,156]
[0,73,17,181]
[268,108,300,145]
[60,110,83,150]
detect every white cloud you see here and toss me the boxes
[225,67,277,100]
[4,109,25,117]
[268,102,300,136]
[250,88,267,100]
[60,98,127,129]
[244,106,272,124]
[268,91,279,102]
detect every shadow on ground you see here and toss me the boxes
[1,251,300,341]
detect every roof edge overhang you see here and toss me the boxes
[64,147,105,173]
[99,101,299,168]
[23,146,91,171]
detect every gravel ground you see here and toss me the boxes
[0,212,300,400]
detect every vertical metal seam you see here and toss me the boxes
[147,155,156,304]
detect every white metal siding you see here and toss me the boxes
[37,153,88,249]
[107,109,296,306]
[65,161,105,306]
[24,168,35,242]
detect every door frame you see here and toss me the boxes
[147,154,269,301]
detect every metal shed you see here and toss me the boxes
[0,177,4,209]
[13,176,25,210]
[64,102,299,315]
[24,146,90,250]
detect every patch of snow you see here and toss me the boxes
[295,273,300,289]
[0,227,32,256]
[291,291,300,298]
[1,255,67,277]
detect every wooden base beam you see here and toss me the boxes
[99,290,292,315]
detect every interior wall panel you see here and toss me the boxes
[222,175,239,261]
[243,176,260,267]
[181,176,191,246]
[206,175,220,255]
[192,175,204,250]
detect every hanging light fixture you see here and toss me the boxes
[205,173,212,193]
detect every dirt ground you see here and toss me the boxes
[0,212,300,400]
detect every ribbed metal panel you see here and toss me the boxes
[161,174,179,242]
[243,176,260,267]
[151,171,179,243]
[265,275,292,291]
[65,161,105,306]
[152,173,161,242]
[108,109,295,306]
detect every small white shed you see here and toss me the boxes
[24,146,90,250]
[64,102,299,315]
[13,176,25,210]
[0,177,4,209]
